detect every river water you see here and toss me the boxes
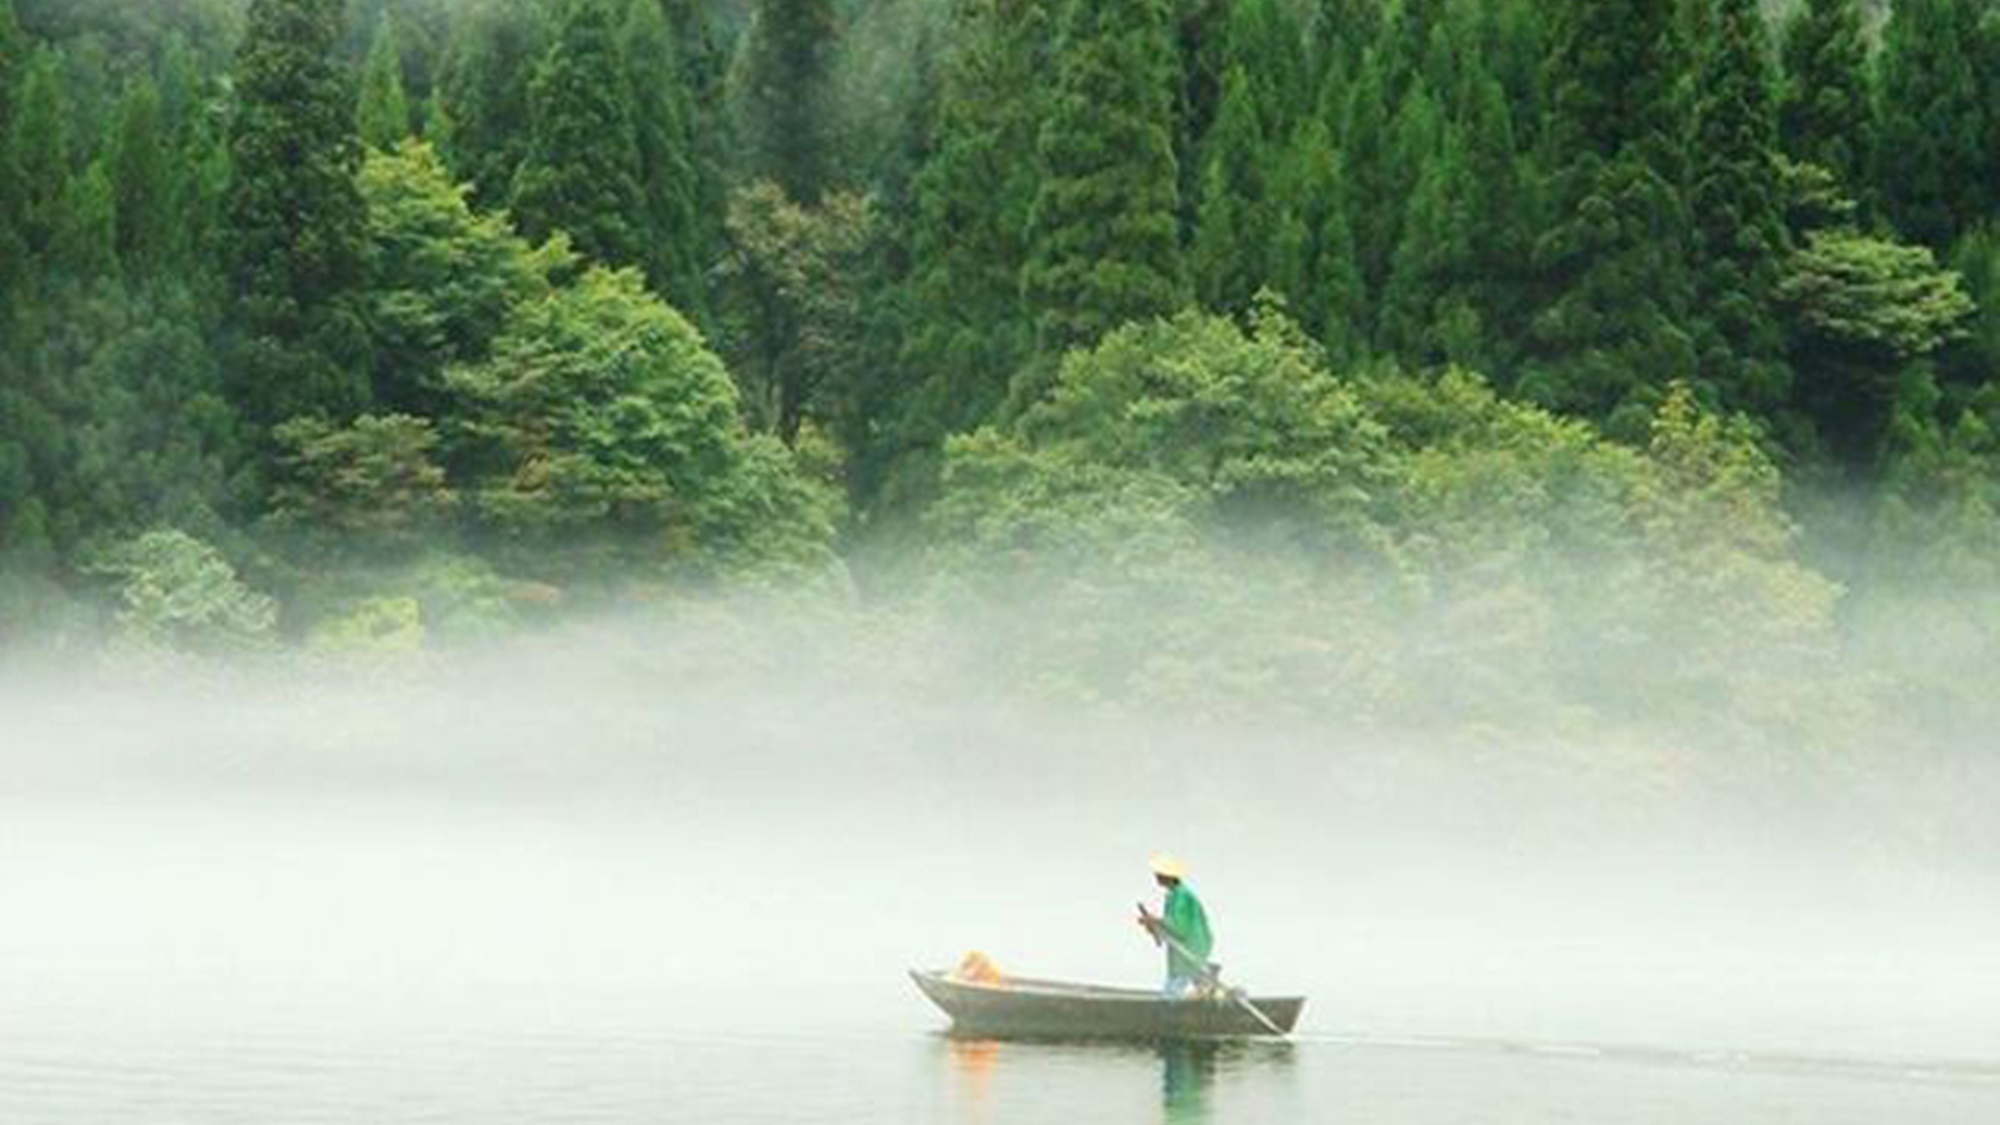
[3,665,1997,1122]
[4,788,1996,1124]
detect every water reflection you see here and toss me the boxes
[1159,1042,1219,1122]
[939,1035,1295,1123]
[944,1036,1002,1113]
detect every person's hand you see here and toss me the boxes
[1135,907,1163,940]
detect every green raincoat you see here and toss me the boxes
[1161,883,1214,982]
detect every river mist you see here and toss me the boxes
[6,588,1997,1097]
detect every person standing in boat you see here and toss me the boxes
[1137,854,1213,998]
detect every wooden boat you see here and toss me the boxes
[910,969,1305,1040]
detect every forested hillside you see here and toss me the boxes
[1,0,1996,751]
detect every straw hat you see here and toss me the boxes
[1149,853,1188,879]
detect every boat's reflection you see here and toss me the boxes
[941,1033,1295,1123]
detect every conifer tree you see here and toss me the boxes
[225,0,372,425]
[1023,0,1185,356]
[1189,0,1309,318]
[1524,0,1695,431]
[902,0,1050,442]
[1453,68,1534,374]
[10,49,70,264]
[109,78,176,271]
[1336,50,1394,309]
[1272,116,1366,360]
[509,0,647,271]
[1944,223,2000,391]
[1192,66,1283,317]
[171,55,233,277]
[1224,0,1311,138]
[658,0,728,244]
[1877,0,1992,249]
[358,12,413,150]
[1777,0,1873,198]
[1689,0,1790,417]
[618,0,705,311]
[1378,124,1476,367]
[734,0,841,201]
[1172,0,1227,241]
[1382,77,1445,270]
[0,0,17,126]
[1390,0,1453,101]
[1180,0,1306,243]
[0,0,22,288]
[51,158,117,277]
[437,0,549,210]
[1312,0,1381,85]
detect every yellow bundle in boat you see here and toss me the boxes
[953,950,1005,985]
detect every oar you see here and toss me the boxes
[1139,904,1289,1038]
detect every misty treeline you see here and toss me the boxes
[0,0,1997,751]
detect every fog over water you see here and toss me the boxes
[3,604,1998,1122]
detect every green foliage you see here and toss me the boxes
[446,266,838,581]
[268,413,455,557]
[225,0,372,426]
[0,0,23,293]
[939,308,1396,566]
[1526,0,1695,433]
[164,43,233,274]
[357,11,413,150]
[4,279,239,562]
[1312,0,1381,80]
[927,310,1842,727]
[1876,0,1994,249]
[1377,120,1478,368]
[1333,51,1394,316]
[1023,0,1185,356]
[0,0,1995,731]
[1777,0,1873,200]
[1779,227,1976,464]
[296,551,532,648]
[0,0,19,118]
[9,47,69,263]
[306,592,424,652]
[618,0,705,312]
[1524,151,1696,434]
[1689,0,1790,416]
[1627,384,1841,716]
[358,140,566,413]
[509,0,647,271]
[1450,65,1537,372]
[732,0,842,201]
[398,552,526,639]
[1271,116,1366,362]
[721,182,880,447]
[1947,224,2000,392]
[899,0,1049,453]
[437,0,548,209]
[108,78,176,271]
[924,309,1392,708]
[89,528,276,653]
[307,593,424,654]
[1520,0,1696,426]
[1190,65,1283,318]
[1780,230,1976,359]
[1355,368,1652,719]
[1875,374,2000,586]
[1358,366,1641,576]
[1188,0,1309,318]
[50,158,116,277]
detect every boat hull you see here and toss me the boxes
[910,970,1303,1040]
